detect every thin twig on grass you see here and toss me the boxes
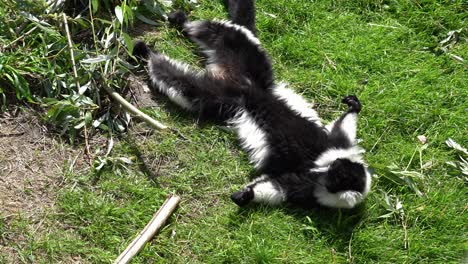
[368,23,399,29]
[448,53,464,62]
[402,215,409,250]
[369,129,387,153]
[0,132,25,138]
[405,146,418,171]
[62,13,80,91]
[169,127,190,141]
[348,232,354,263]
[3,26,38,49]
[114,195,181,264]
[62,13,93,164]
[83,124,92,165]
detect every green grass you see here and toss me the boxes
[2,0,467,263]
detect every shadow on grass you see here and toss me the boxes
[122,133,162,185]
[231,202,368,251]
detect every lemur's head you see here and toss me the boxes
[312,147,372,209]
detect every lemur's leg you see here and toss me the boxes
[231,175,286,206]
[133,41,242,121]
[224,0,257,35]
[325,95,362,148]
[168,9,321,125]
[271,83,323,126]
[168,11,274,90]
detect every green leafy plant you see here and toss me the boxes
[376,143,430,196]
[0,0,174,141]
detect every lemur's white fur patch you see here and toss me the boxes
[148,55,194,110]
[201,49,218,66]
[216,20,261,45]
[340,113,358,143]
[314,147,365,167]
[229,110,270,169]
[309,167,330,173]
[183,21,212,53]
[315,187,365,209]
[363,168,372,196]
[251,179,285,205]
[273,83,323,126]
[325,120,336,133]
[248,174,268,185]
[184,20,260,47]
[184,21,205,37]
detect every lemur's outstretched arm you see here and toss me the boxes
[326,95,362,148]
[168,9,274,90]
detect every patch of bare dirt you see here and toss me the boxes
[0,109,84,215]
[127,74,158,108]
[129,22,161,38]
[0,108,87,261]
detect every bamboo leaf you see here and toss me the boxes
[446,138,468,156]
[85,111,92,126]
[81,55,112,64]
[74,121,85,129]
[135,12,159,26]
[115,5,123,25]
[91,0,99,14]
[122,32,134,54]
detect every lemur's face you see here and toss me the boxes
[313,148,372,209]
[326,158,367,193]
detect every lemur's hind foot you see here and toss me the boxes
[168,10,188,29]
[132,41,153,62]
[342,95,362,113]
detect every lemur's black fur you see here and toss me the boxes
[133,0,371,209]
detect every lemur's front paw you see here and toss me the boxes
[342,95,362,113]
[167,10,188,29]
[231,187,254,207]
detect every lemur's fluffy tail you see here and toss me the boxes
[133,41,152,61]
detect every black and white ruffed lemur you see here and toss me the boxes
[132,0,372,209]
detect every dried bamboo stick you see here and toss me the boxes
[101,82,168,130]
[114,195,181,264]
